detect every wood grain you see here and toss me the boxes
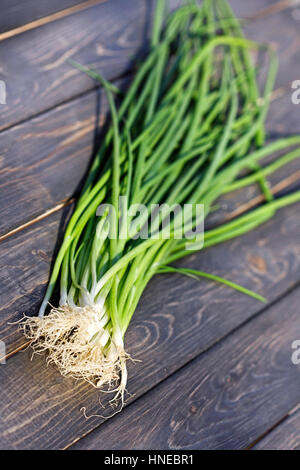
[0,0,281,37]
[0,78,129,236]
[71,287,300,450]
[1,201,300,448]
[253,407,300,449]
[0,0,97,35]
[0,0,180,131]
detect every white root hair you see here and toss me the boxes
[22,304,129,405]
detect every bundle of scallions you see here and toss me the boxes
[23,0,300,406]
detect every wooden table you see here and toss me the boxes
[0,0,300,450]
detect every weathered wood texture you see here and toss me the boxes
[253,407,300,450]
[0,81,121,236]
[1,202,300,449]
[72,288,300,450]
[0,0,277,36]
[0,0,179,131]
[0,0,280,36]
[0,0,95,34]
[0,0,295,131]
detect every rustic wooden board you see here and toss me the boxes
[0,0,279,36]
[0,0,180,131]
[0,80,126,236]
[0,0,295,132]
[0,0,95,34]
[71,287,300,450]
[0,0,280,37]
[253,407,300,450]
[1,201,300,449]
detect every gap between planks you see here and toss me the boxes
[247,400,300,449]
[0,0,108,42]
[0,198,75,243]
[0,69,133,135]
[246,416,288,449]
[0,0,297,43]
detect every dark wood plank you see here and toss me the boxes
[253,407,300,450]
[0,77,130,237]
[0,0,279,36]
[0,0,180,131]
[0,0,94,34]
[1,201,300,448]
[71,287,300,450]
[229,0,288,18]
[266,92,300,137]
[0,0,296,131]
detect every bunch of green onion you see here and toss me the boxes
[23,0,300,405]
